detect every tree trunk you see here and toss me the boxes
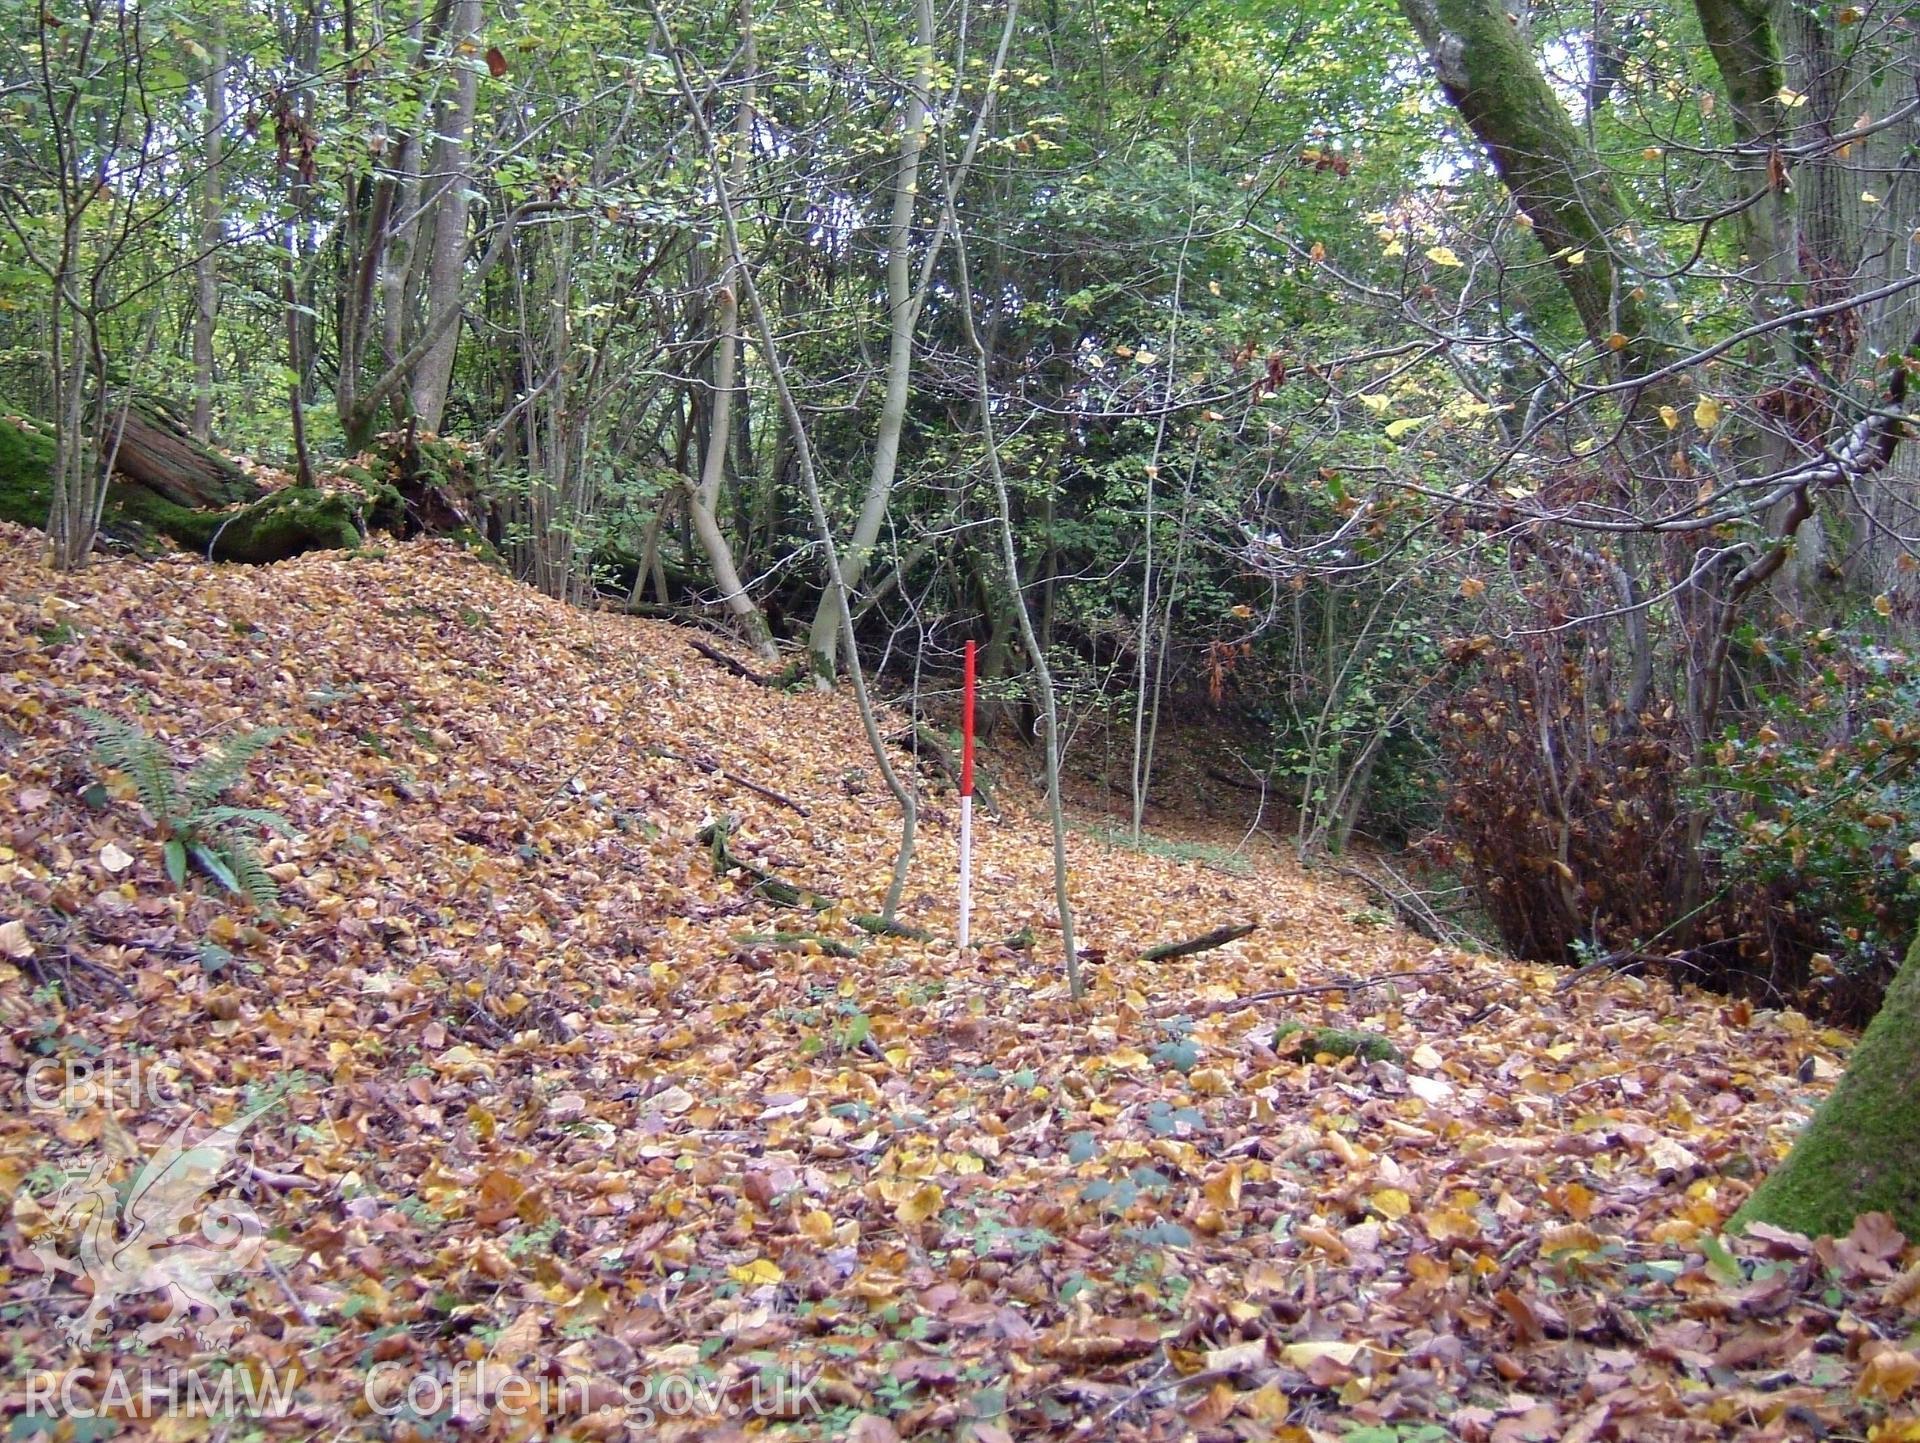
[191,13,226,443]
[807,0,933,686]
[806,0,1020,686]
[1396,0,1687,378]
[684,0,777,663]
[409,0,483,433]
[1735,930,1920,1239]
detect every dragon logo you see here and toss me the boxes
[32,1103,273,1347]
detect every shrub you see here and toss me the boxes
[1704,626,1920,1002]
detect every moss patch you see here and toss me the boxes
[0,415,56,526]
[1734,932,1920,1239]
[1273,1019,1402,1063]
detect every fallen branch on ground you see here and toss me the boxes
[889,722,998,814]
[651,746,809,815]
[696,817,833,908]
[1151,965,1453,1018]
[688,637,777,686]
[733,931,860,959]
[1205,765,1270,795]
[1140,922,1257,962]
[853,913,936,942]
[1326,859,1474,949]
[1554,950,1702,993]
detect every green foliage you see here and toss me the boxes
[79,710,295,910]
[1705,625,1920,986]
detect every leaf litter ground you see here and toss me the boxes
[2,528,1918,1443]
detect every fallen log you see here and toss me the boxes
[1272,1021,1401,1063]
[1139,922,1257,962]
[1,413,401,562]
[1150,965,1453,1019]
[1205,765,1272,795]
[102,395,254,508]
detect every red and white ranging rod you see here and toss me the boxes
[958,640,976,950]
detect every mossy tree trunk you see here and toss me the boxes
[1735,931,1920,1239]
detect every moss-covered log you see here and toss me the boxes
[103,396,256,508]
[1733,932,1920,1239]
[2,415,397,563]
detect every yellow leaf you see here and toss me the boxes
[1281,1341,1364,1368]
[799,1209,835,1244]
[1458,577,1487,600]
[1238,1380,1290,1423]
[0,918,31,959]
[1874,593,1893,617]
[895,1181,943,1225]
[1859,1347,1920,1402]
[1566,249,1587,266]
[728,1258,785,1287]
[1659,405,1680,430]
[1425,245,1463,267]
[1777,86,1809,107]
[1606,332,1628,351]
[1370,1187,1412,1220]
[1426,1208,1481,1244]
[432,1045,495,1079]
[1556,1180,1597,1223]
[1694,396,1721,429]
[1384,416,1429,440]
[1204,1163,1243,1211]
[151,1416,215,1442]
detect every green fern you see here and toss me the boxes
[81,710,297,911]
[222,838,282,913]
[78,709,180,820]
[183,728,287,808]
[196,805,300,837]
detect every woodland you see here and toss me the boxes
[3,0,1920,1437]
